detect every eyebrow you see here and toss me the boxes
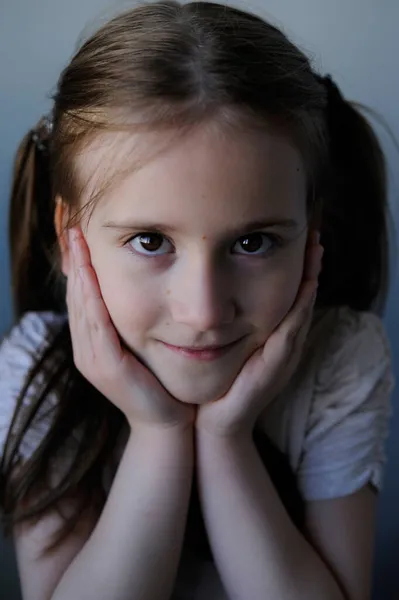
[102,218,300,236]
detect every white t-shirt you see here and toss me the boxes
[0,307,394,600]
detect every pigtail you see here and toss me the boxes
[318,77,389,314]
[9,117,64,319]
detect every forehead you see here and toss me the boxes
[77,124,308,230]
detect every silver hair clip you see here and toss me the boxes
[32,114,54,152]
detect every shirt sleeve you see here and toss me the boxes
[297,308,394,502]
[0,312,65,463]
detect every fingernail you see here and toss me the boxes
[314,231,321,245]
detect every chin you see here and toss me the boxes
[163,376,236,405]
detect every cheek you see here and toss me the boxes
[245,248,305,342]
[102,279,149,333]
[88,245,161,343]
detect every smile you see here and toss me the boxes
[160,338,243,361]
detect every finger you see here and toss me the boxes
[294,280,317,344]
[279,278,317,348]
[69,227,123,365]
[276,228,320,349]
[304,233,323,282]
[66,228,94,363]
[66,228,80,333]
[308,230,320,247]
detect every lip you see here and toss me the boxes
[160,338,243,361]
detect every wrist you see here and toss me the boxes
[196,428,256,483]
[128,422,194,459]
[196,423,250,439]
[130,419,194,437]
[196,426,253,449]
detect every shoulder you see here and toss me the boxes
[298,306,393,501]
[0,311,66,386]
[312,306,392,387]
[0,311,67,461]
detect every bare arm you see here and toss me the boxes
[197,431,356,600]
[15,425,193,600]
[304,488,376,600]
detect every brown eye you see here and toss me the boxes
[128,232,173,255]
[233,233,275,255]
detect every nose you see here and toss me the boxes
[168,254,236,331]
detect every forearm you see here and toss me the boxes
[52,426,193,600]
[196,431,344,600]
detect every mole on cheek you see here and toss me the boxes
[202,235,207,240]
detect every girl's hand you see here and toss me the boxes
[66,227,195,432]
[196,232,323,438]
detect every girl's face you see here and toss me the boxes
[66,125,309,404]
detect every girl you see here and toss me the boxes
[0,2,393,599]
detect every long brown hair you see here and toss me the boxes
[1,1,389,556]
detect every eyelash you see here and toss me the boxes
[124,231,283,258]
